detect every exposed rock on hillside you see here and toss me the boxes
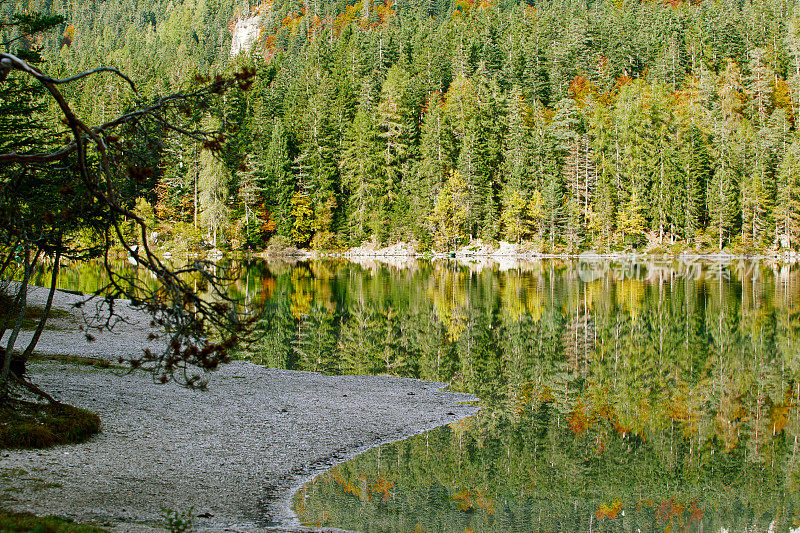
[230,13,261,56]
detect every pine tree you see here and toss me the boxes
[456,126,485,239]
[378,63,414,223]
[297,69,340,242]
[774,134,800,249]
[588,100,616,248]
[682,125,711,237]
[540,169,565,249]
[502,85,532,193]
[474,77,505,241]
[340,108,384,244]
[787,15,800,122]
[709,59,744,249]
[198,148,232,248]
[417,93,456,210]
[265,121,295,240]
[708,163,738,250]
[549,97,582,249]
[743,48,777,245]
[236,154,267,248]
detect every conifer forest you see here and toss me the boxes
[3,0,800,254]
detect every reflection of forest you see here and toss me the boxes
[235,259,800,531]
[43,258,800,530]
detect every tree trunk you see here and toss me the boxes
[22,247,61,360]
[1,243,35,400]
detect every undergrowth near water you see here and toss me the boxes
[0,400,100,449]
[160,507,194,533]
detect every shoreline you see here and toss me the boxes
[163,242,791,263]
[106,235,800,265]
[0,286,478,532]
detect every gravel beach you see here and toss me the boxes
[0,286,478,532]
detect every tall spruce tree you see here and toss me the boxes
[340,108,384,244]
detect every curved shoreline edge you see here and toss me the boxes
[0,286,479,532]
[274,385,479,532]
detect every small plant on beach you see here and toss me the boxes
[160,507,194,533]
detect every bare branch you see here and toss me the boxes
[0,145,77,163]
[0,53,139,95]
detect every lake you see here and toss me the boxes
[34,257,800,531]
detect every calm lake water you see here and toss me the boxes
[37,257,800,532]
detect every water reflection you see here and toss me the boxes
[44,257,800,531]
[268,259,799,532]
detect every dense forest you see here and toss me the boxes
[3,0,800,253]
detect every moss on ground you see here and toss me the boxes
[0,508,108,532]
[0,400,100,449]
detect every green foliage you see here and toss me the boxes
[12,0,800,253]
[340,108,384,244]
[160,507,194,533]
[499,188,526,243]
[775,134,800,248]
[265,121,294,240]
[431,171,469,249]
[290,192,316,246]
[682,126,711,236]
[9,13,64,35]
[198,147,232,249]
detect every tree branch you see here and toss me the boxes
[0,145,77,163]
[0,53,138,95]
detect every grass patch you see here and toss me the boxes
[0,508,108,533]
[31,481,63,492]
[0,400,100,449]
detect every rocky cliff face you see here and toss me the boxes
[230,14,261,56]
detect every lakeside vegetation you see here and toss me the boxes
[0,400,100,449]
[0,288,102,450]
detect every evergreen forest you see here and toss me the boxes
[4,0,800,253]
